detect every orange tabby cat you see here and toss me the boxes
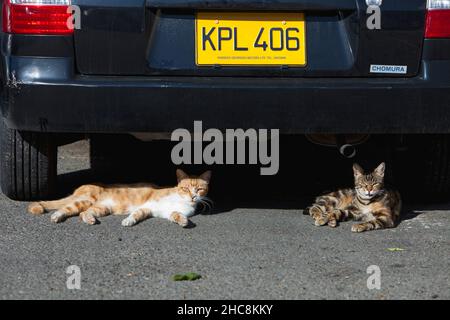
[28,169,212,227]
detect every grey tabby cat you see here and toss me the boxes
[304,162,402,232]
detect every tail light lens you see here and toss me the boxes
[426,0,450,38]
[2,0,73,35]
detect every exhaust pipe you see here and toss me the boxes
[336,135,357,158]
[305,134,367,158]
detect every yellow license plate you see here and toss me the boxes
[195,12,306,66]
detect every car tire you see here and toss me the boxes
[394,134,450,201]
[0,119,57,201]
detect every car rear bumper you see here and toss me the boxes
[2,54,450,134]
[3,71,450,134]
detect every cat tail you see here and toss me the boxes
[28,195,78,215]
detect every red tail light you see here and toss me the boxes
[425,0,450,38]
[2,0,73,35]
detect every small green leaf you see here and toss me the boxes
[172,274,186,281]
[387,247,405,252]
[172,273,202,281]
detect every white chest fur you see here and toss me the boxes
[361,207,375,221]
[140,193,196,218]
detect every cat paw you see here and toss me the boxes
[328,219,338,228]
[177,216,189,228]
[81,212,98,225]
[50,211,66,223]
[314,217,328,226]
[121,217,137,227]
[28,203,44,215]
[351,223,367,233]
[170,212,189,227]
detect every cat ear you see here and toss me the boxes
[199,170,212,183]
[353,163,364,178]
[176,169,189,182]
[374,162,386,178]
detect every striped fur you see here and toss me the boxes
[304,163,402,233]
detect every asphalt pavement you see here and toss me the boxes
[0,140,449,299]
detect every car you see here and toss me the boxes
[1,0,450,201]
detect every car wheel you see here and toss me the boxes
[0,119,57,201]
